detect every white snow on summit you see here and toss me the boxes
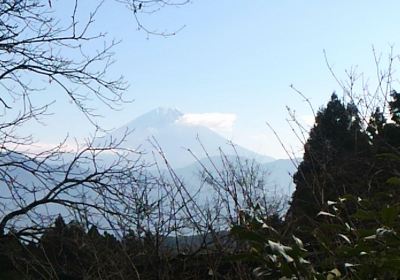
[104,107,275,168]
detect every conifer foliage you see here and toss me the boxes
[288,94,370,223]
[232,91,400,279]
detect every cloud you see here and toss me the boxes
[177,113,237,134]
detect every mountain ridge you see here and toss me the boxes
[105,107,275,168]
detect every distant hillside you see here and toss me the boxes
[173,156,297,199]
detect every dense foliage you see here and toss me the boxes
[0,215,254,279]
[232,91,400,279]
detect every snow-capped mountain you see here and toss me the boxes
[105,107,275,168]
[93,107,297,196]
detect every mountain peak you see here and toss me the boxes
[152,107,183,119]
[109,106,275,168]
[127,107,183,129]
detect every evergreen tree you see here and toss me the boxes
[366,92,400,200]
[389,90,400,124]
[288,94,370,225]
[384,91,400,149]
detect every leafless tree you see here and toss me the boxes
[0,0,191,237]
[0,0,189,124]
[0,2,287,278]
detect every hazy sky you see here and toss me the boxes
[25,0,400,158]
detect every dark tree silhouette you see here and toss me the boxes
[389,90,400,125]
[287,94,371,224]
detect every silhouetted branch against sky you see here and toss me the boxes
[117,0,190,35]
[0,0,191,239]
[0,0,190,127]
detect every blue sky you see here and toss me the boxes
[26,0,400,158]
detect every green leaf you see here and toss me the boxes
[352,209,376,221]
[377,153,400,162]
[381,206,399,226]
[327,268,341,280]
[230,226,265,243]
[386,177,400,187]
